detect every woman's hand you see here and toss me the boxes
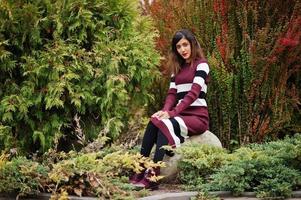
[151,111,170,120]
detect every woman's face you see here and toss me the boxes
[176,38,191,61]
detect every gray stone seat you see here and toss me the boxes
[160,130,222,182]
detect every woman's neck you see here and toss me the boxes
[185,57,193,63]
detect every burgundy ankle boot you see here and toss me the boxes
[129,168,146,184]
[133,167,160,190]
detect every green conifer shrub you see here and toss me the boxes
[177,134,301,198]
[0,156,49,197]
[0,0,160,153]
[176,144,229,191]
[0,145,162,198]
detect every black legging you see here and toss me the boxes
[140,121,172,163]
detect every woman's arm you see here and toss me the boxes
[162,75,177,111]
[167,62,209,117]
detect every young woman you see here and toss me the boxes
[130,29,210,190]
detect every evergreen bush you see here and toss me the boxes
[0,0,160,153]
[0,145,163,198]
[0,156,49,196]
[177,144,228,190]
[177,134,301,198]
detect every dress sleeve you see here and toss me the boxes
[167,63,209,117]
[162,75,177,111]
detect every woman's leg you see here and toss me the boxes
[153,130,169,163]
[140,121,159,157]
[134,130,168,190]
[130,121,159,184]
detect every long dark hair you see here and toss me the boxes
[167,29,205,75]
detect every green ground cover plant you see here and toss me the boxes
[0,135,301,199]
[0,144,163,199]
[177,134,301,199]
[0,155,49,197]
[177,144,229,191]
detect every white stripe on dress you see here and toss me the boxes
[177,82,207,93]
[174,116,189,138]
[170,81,176,89]
[193,76,205,87]
[161,119,181,147]
[196,63,210,74]
[191,98,207,106]
[177,83,192,93]
[202,84,207,93]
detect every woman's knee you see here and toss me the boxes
[146,121,158,131]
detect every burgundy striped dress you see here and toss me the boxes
[151,58,209,148]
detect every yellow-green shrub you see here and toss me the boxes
[0,157,49,196]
